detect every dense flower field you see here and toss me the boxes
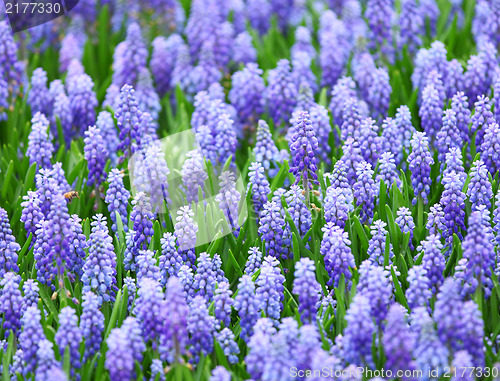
[1,0,500,379]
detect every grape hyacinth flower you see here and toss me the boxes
[433,278,463,352]
[466,159,493,211]
[132,141,171,212]
[135,68,161,123]
[326,160,354,207]
[441,171,467,247]
[82,215,117,303]
[214,282,233,328]
[59,33,84,73]
[340,136,364,186]
[398,0,424,54]
[319,18,348,89]
[340,97,363,141]
[451,91,471,146]
[212,114,237,166]
[21,279,39,316]
[233,31,257,65]
[419,84,443,139]
[395,207,415,250]
[418,233,445,295]
[324,187,350,229]
[411,306,449,376]
[35,339,62,381]
[436,109,461,167]
[27,112,54,169]
[253,119,285,176]
[116,84,141,160]
[84,125,109,188]
[460,210,495,298]
[406,265,432,310]
[394,105,416,161]
[135,278,165,346]
[136,249,161,283]
[365,0,394,60]
[464,55,488,104]
[258,201,290,260]
[445,59,464,99]
[353,161,377,224]
[229,63,265,126]
[471,95,495,149]
[383,304,417,377]
[158,232,182,286]
[216,328,240,364]
[359,117,383,166]
[376,151,402,191]
[244,247,262,277]
[150,34,183,97]
[55,307,83,373]
[81,291,104,361]
[343,294,376,368]
[0,272,22,337]
[174,206,198,267]
[265,59,297,126]
[126,192,154,270]
[193,252,217,302]
[112,23,148,88]
[426,203,445,236]
[20,306,45,374]
[285,184,311,239]
[105,168,130,233]
[123,277,136,313]
[20,191,43,243]
[190,41,223,94]
[494,192,500,247]
[234,274,260,342]
[459,301,485,367]
[52,90,73,145]
[181,149,208,204]
[245,318,275,379]
[210,366,232,381]
[95,111,119,163]
[216,171,241,234]
[256,256,285,321]
[0,208,20,277]
[481,122,500,175]
[106,327,136,381]
[329,76,357,127]
[357,260,393,326]
[67,73,98,135]
[159,277,189,363]
[408,131,433,205]
[121,316,147,366]
[292,52,317,93]
[291,26,315,61]
[28,68,49,115]
[367,220,394,265]
[367,67,391,119]
[150,359,165,381]
[320,222,355,289]
[293,258,321,323]
[289,111,318,191]
[494,74,500,122]
[443,147,466,184]
[247,161,271,220]
[34,191,77,287]
[0,21,23,96]
[188,295,216,363]
[450,351,474,381]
